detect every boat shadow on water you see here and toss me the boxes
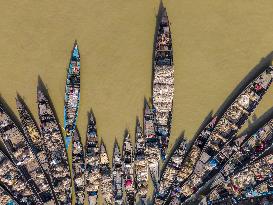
[37,76,65,139]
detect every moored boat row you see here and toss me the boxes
[0,150,40,204]
[168,116,218,204]
[0,102,55,204]
[210,118,273,190]
[2,4,273,204]
[183,116,273,205]
[170,66,273,204]
[206,153,273,205]
[16,96,51,176]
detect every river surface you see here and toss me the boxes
[0,0,273,204]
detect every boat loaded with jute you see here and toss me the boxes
[152,6,174,160]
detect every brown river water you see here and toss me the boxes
[0,0,273,204]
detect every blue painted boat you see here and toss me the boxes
[64,41,81,149]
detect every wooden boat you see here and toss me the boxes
[154,137,187,205]
[16,96,51,175]
[169,116,218,202]
[134,119,148,204]
[152,5,174,160]
[37,88,72,204]
[122,133,135,204]
[64,41,81,149]
[72,129,85,205]
[85,112,101,205]
[0,150,40,205]
[113,140,123,205]
[144,101,160,189]
[170,66,273,204]
[100,141,114,204]
[0,102,55,204]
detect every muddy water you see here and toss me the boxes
[0,0,273,204]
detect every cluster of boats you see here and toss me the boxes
[70,104,169,205]
[204,119,273,205]
[0,100,56,204]
[38,89,71,204]
[207,153,273,204]
[0,149,40,204]
[1,3,273,205]
[169,67,273,204]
